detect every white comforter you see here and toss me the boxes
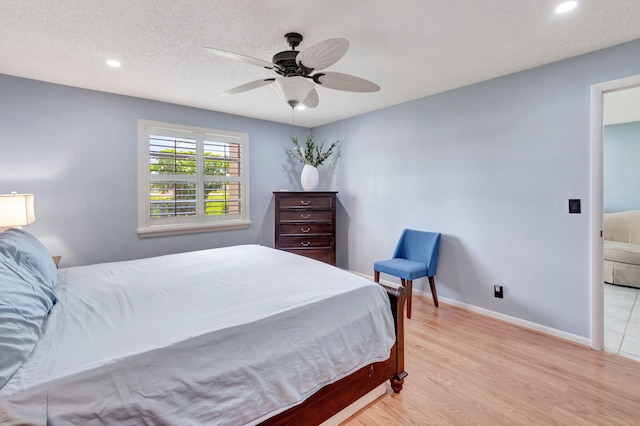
[0,245,395,425]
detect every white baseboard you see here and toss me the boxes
[352,271,592,348]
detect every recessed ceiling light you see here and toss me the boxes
[106,59,121,68]
[556,1,577,14]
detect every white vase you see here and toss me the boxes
[300,164,319,191]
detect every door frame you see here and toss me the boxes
[590,74,640,350]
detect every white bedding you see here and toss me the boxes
[0,245,395,425]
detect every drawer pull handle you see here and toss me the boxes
[301,241,310,247]
[300,200,310,205]
[301,214,311,219]
[301,227,311,233]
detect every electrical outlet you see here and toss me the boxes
[494,284,504,298]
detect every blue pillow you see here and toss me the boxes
[0,229,58,291]
[0,229,58,388]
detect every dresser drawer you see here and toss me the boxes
[279,210,333,222]
[278,195,333,209]
[282,248,334,264]
[274,191,338,266]
[278,235,333,249]
[279,223,333,235]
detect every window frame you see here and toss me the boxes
[137,119,251,237]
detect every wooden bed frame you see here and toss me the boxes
[261,284,407,425]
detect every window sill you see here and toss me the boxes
[137,220,251,238]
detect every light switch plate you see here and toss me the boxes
[569,199,581,214]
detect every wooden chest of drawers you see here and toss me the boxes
[274,191,337,265]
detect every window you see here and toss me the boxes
[137,120,250,237]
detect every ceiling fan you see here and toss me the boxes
[205,32,380,109]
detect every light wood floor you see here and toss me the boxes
[343,294,640,425]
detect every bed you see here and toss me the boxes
[0,229,406,425]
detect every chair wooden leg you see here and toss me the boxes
[429,276,439,307]
[374,270,380,283]
[401,279,413,318]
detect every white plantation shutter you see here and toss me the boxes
[203,139,242,216]
[137,120,250,237]
[149,135,198,218]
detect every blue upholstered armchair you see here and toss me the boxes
[374,229,442,318]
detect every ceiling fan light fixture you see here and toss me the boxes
[209,32,378,112]
[273,77,314,108]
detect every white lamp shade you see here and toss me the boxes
[273,77,315,108]
[0,193,36,227]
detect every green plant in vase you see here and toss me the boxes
[288,133,339,191]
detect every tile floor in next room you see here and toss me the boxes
[604,282,640,360]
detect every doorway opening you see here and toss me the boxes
[590,75,640,354]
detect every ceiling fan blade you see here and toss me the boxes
[313,72,380,92]
[222,79,275,96]
[204,47,274,69]
[296,38,349,71]
[302,89,319,108]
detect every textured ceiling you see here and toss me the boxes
[1,0,640,128]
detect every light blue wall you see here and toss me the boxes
[0,74,308,267]
[604,121,640,213]
[313,39,640,339]
[4,38,640,340]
